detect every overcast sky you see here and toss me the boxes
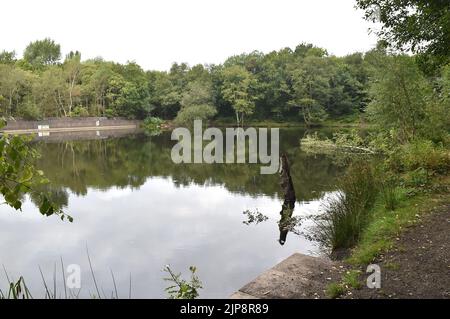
[1,0,378,71]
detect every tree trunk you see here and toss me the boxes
[278,153,297,245]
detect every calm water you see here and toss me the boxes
[0,128,344,298]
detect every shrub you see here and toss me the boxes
[17,100,42,120]
[142,116,164,136]
[407,167,430,187]
[399,139,450,173]
[174,104,217,126]
[71,106,89,117]
[143,116,164,126]
[104,108,117,118]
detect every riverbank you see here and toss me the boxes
[210,117,369,128]
[333,174,450,298]
[230,176,449,299]
[326,174,450,298]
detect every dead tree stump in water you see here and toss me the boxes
[279,153,297,245]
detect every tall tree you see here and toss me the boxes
[0,50,16,64]
[175,81,217,125]
[220,65,257,126]
[289,56,330,125]
[63,51,82,115]
[356,0,450,73]
[0,65,30,115]
[367,55,431,143]
[23,38,61,68]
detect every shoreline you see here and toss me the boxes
[1,124,139,135]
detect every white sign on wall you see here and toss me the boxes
[37,125,50,130]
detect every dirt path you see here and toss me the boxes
[348,203,450,299]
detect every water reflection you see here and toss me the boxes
[0,128,345,298]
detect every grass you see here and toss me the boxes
[322,163,449,297]
[347,175,449,266]
[326,283,345,299]
[315,161,379,250]
[326,270,362,298]
[1,250,130,299]
[380,181,405,211]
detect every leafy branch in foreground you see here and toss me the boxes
[164,265,202,299]
[0,119,72,221]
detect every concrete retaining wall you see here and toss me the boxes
[2,117,140,131]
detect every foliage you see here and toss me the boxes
[300,131,375,155]
[142,116,164,135]
[366,55,431,144]
[356,0,450,73]
[71,106,89,117]
[23,38,61,68]
[164,265,202,299]
[0,119,72,221]
[398,139,450,173]
[174,104,217,126]
[347,183,449,266]
[1,38,434,125]
[220,65,256,126]
[17,100,42,120]
[174,81,217,125]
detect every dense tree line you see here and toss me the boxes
[0,39,374,124]
[0,0,449,129]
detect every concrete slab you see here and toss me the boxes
[231,253,336,299]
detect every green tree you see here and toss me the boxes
[33,66,67,116]
[0,50,16,64]
[64,51,82,115]
[356,0,450,73]
[175,81,217,125]
[220,65,257,126]
[367,55,431,143]
[0,119,72,221]
[23,38,61,68]
[289,56,330,125]
[0,65,31,116]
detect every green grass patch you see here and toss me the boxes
[342,270,363,289]
[326,282,345,299]
[347,191,441,266]
[326,270,363,299]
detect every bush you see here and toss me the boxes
[17,100,42,120]
[407,167,430,187]
[70,106,89,117]
[143,116,164,126]
[399,139,450,173]
[142,116,164,136]
[315,161,379,250]
[104,108,117,118]
[174,104,217,126]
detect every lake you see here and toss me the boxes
[0,127,344,298]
